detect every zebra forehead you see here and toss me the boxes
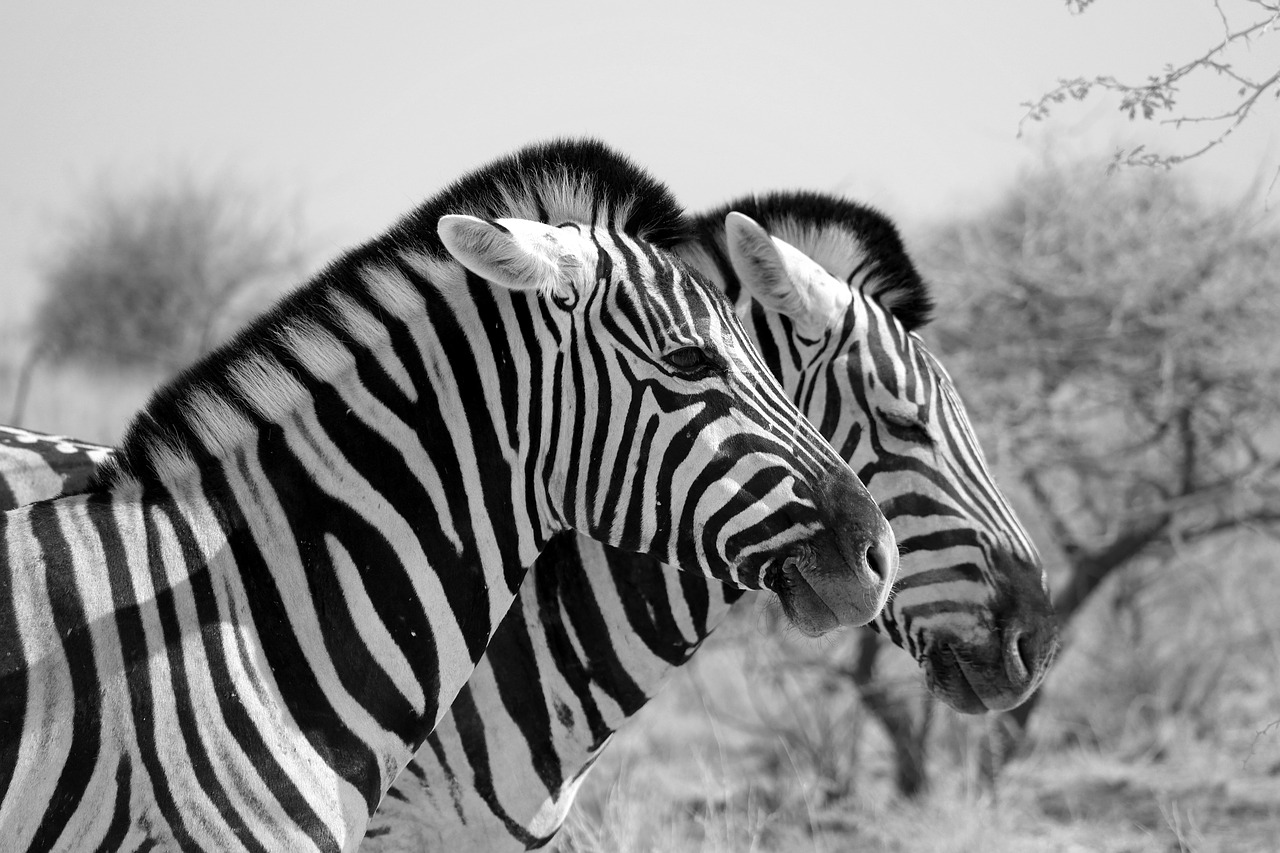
[694,190,934,332]
[600,239,720,317]
[631,276,727,341]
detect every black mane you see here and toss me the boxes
[694,191,934,331]
[94,139,688,488]
[383,137,689,257]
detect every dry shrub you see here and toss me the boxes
[1030,531,1280,760]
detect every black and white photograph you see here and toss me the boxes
[1,3,1277,851]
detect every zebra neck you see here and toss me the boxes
[205,270,574,810]
[0,261,575,824]
[192,269,562,692]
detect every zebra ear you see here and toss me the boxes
[725,212,851,338]
[438,215,581,301]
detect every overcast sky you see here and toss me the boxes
[2,1,1276,320]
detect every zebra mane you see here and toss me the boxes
[92,139,688,489]
[694,191,934,331]
[388,137,690,255]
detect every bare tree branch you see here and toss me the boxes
[839,635,933,797]
[1021,1,1280,168]
[1020,468,1082,558]
[1052,519,1170,619]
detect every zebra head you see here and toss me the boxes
[687,193,1057,712]
[437,212,895,634]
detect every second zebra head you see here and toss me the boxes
[684,193,1058,712]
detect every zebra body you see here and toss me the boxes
[0,143,894,852]
[0,192,1053,852]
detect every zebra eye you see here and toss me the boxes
[879,408,933,445]
[664,346,716,375]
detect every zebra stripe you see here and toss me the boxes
[0,142,894,852]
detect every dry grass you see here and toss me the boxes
[556,531,1280,853]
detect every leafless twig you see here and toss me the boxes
[1020,1,1280,168]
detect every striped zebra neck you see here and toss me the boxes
[93,137,689,498]
[93,250,562,588]
[0,254,568,846]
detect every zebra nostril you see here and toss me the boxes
[862,534,897,584]
[864,542,884,581]
[1003,627,1031,685]
[1017,634,1034,669]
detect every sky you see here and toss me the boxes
[1,1,1276,323]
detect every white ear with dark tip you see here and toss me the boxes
[437,214,583,299]
[725,211,851,338]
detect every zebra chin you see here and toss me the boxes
[920,612,1060,713]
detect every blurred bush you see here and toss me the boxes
[35,173,305,369]
[8,171,306,424]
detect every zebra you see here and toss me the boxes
[0,190,1057,851]
[0,140,897,852]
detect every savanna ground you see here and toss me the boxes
[3,326,1278,853]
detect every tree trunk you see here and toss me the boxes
[9,344,44,425]
[846,634,933,798]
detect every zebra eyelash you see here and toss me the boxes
[662,345,725,378]
[877,407,934,445]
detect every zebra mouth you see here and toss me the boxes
[763,547,839,637]
[922,645,988,715]
[923,636,1053,714]
[761,547,815,595]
